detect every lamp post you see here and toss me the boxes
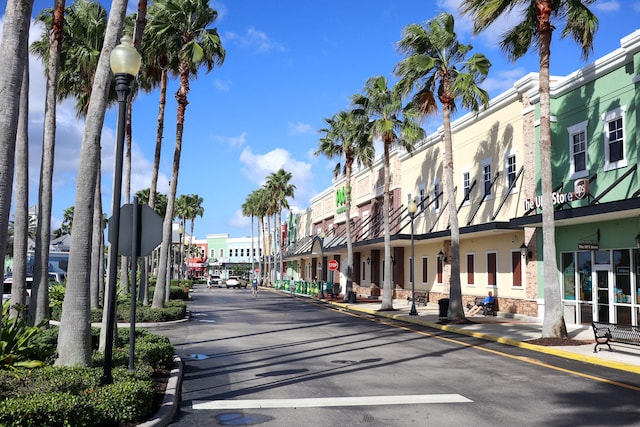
[408,199,418,316]
[102,35,141,386]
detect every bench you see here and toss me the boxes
[467,296,497,316]
[407,292,428,306]
[591,321,640,353]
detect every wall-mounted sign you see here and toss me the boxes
[524,179,590,211]
[578,242,599,250]
[335,186,352,214]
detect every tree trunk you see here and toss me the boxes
[442,104,464,321]
[0,0,34,329]
[343,157,354,302]
[90,163,102,309]
[538,13,568,338]
[57,0,128,367]
[11,57,29,320]
[380,139,393,310]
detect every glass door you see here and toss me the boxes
[595,268,611,322]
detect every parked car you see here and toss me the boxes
[3,274,33,305]
[210,275,222,288]
[225,276,247,289]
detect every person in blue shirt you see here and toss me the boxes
[466,291,495,316]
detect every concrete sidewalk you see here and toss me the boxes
[318,297,640,374]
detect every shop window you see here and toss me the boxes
[567,120,588,179]
[562,253,576,299]
[437,257,443,284]
[422,257,428,283]
[613,249,631,303]
[362,261,366,281]
[487,252,497,287]
[578,252,592,301]
[512,251,523,287]
[467,253,475,285]
[602,106,627,171]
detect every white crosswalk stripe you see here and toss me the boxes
[192,394,472,410]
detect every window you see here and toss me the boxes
[467,254,475,285]
[506,154,517,189]
[219,248,224,258]
[362,261,366,281]
[602,107,627,170]
[418,186,425,213]
[433,181,441,211]
[482,160,492,197]
[487,252,497,287]
[210,249,215,258]
[512,251,522,287]
[422,257,428,283]
[462,171,470,202]
[240,248,244,257]
[568,120,588,178]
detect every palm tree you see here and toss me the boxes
[242,190,261,277]
[316,108,374,302]
[0,0,34,329]
[395,12,491,322]
[174,194,190,278]
[149,0,225,308]
[56,0,130,367]
[460,0,598,338]
[186,194,204,259]
[266,169,295,284]
[352,76,425,311]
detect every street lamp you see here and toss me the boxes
[408,199,418,316]
[102,35,141,386]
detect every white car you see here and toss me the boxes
[225,276,247,289]
[210,275,222,288]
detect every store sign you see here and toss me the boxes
[578,243,599,250]
[523,179,589,211]
[335,186,352,214]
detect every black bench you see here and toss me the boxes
[407,292,428,306]
[467,296,497,316]
[591,321,640,353]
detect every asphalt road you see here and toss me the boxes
[153,286,640,427]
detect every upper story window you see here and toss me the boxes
[462,170,471,203]
[567,120,588,179]
[602,106,627,171]
[433,181,441,211]
[418,185,425,213]
[219,248,224,258]
[506,153,517,189]
[482,160,492,197]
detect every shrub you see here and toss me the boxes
[1,301,49,370]
[0,392,101,427]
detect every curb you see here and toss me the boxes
[138,355,183,427]
[330,300,640,375]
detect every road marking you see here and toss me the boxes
[193,394,472,410]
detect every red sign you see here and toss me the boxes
[328,260,339,271]
[254,268,260,272]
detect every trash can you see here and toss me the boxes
[347,291,356,303]
[438,298,450,320]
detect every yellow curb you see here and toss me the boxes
[332,300,640,375]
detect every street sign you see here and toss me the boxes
[117,203,163,257]
[328,259,339,271]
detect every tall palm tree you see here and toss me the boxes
[174,194,190,278]
[149,0,225,308]
[186,194,204,258]
[253,187,269,284]
[266,169,295,283]
[395,12,491,322]
[55,0,130,367]
[242,190,261,277]
[316,108,374,302]
[0,0,34,329]
[352,76,425,311]
[460,0,598,338]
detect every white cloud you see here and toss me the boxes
[593,1,620,12]
[213,78,232,92]
[224,27,286,53]
[481,67,527,95]
[239,146,315,204]
[212,132,247,148]
[288,121,313,135]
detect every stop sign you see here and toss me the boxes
[328,259,339,271]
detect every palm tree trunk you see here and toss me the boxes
[11,59,29,320]
[90,165,102,309]
[380,140,393,310]
[538,16,567,338]
[343,159,354,302]
[57,0,129,367]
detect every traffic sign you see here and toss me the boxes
[328,259,339,271]
[117,203,163,257]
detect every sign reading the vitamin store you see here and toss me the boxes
[523,179,589,211]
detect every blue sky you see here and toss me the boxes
[2,0,640,240]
